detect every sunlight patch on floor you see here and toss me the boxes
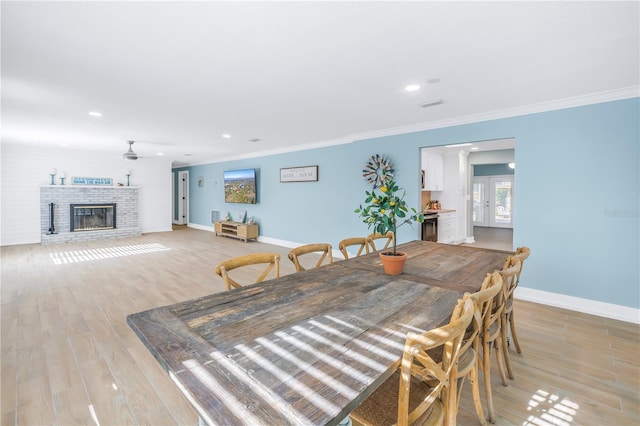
[50,243,170,264]
[88,404,100,426]
[523,389,578,426]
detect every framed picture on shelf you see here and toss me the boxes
[234,210,247,223]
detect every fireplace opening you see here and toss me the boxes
[70,204,116,232]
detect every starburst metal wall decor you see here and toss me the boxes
[362,154,394,188]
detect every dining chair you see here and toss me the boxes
[499,256,522,380]
[350,295,475,426]
[287,243,333,272]
[338,237,369,260]
[366,231,394,252]
[214,252,280,291]
[505,246,531,355]
[455,271,503,426]
[478,270,507,423]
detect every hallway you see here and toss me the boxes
[463,226,513,251]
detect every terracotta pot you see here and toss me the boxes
[379,251,407,275]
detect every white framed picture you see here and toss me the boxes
[235,210,247,223]
[280,165,318,182]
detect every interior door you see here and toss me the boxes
[473,176,514,228]
[178,171,188,225]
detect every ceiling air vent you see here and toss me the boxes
[419,99,443,108]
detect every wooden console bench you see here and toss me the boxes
[214,221,258,242]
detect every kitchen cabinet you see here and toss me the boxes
[437,210,456,244]
[422,152,444,191]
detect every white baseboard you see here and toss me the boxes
[186,226,639,324]
[516,287,639,324]
[257,236,346,259]
[256,235,299,248]
[263,235,639,323]
[188,223,214,232]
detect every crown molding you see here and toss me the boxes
[351,86,640,142]
[181,86,639,166]
[185,136,354,166]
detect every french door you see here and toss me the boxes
[472,176,513,228]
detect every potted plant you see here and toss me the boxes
[355,178,424,274]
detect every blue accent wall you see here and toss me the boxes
[175,98,640,309]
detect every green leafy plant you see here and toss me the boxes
[355,178,424,255]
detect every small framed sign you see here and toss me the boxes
[72,177,113,186]
[234,210,247,223]
[280,166,318,183]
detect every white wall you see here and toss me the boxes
[0,143,173,246]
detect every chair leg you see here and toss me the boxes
[509,310,522,354]
[455,376,465,417]
[482,341,496,424]
[501,314,514,380]
[493,338,508,387]
[446,367,459,426]
[469,361,487,426]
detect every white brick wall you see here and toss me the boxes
[1,143,172,246]
[40,186,141,244]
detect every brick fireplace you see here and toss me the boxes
[40,186,141,244]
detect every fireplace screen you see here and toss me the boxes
[70,204,116,232]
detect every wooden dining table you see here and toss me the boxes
[127,241,511,426]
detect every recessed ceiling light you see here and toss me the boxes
[88,111,102,117]
[60,143,69,147]
[222,134,231,138]
[405,84,420,92]
[157,152,164,156]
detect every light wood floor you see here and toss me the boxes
[1,227,638,425]
[463,227,514,252]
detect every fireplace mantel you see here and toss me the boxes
[40,186,141,244]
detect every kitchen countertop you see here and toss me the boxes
[423,208,456,214]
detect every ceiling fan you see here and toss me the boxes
[123,140,138,161]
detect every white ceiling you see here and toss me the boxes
[2,1,638,166]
